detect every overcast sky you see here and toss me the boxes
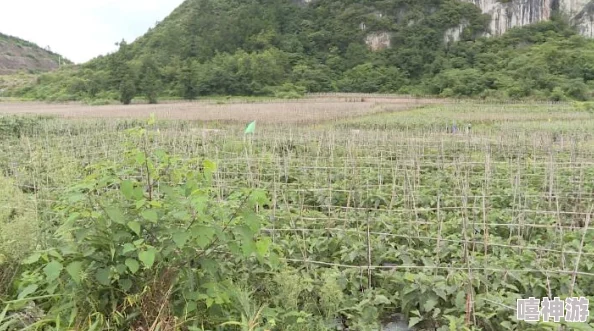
[0,0,184,64]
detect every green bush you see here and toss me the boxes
[0,175,38,300]
[0,175,38,264]
[9,122,280,329]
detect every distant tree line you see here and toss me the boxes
[7,0,594,103]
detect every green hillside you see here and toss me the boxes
[6,0,594,103]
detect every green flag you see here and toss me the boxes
[244,120,256,134]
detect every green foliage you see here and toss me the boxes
[0,115,57,138]
[9,0,594,102]
[2,106,594,329]
[0,174,38,302]
[336,63,408,93]
[138,56,161,104]
[0,175,38,264]
[10,121,281,329]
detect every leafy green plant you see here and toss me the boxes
[12,117,280,329]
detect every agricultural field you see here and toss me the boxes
[0,97,593,331]
[0,95,438,122]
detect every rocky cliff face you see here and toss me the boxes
[570,0,594,36]
[462,0,594,38]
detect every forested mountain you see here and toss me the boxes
[0,32,71,75]
[6,0,594,103]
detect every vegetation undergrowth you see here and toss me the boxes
[1,106,594,330]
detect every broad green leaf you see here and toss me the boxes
[120,180,134,200]
[203,160,217,172]
[17,284,38,300]
[115,264,127,275]
[95,268,111,286]
[122,243,136,254]
[48,250,63,260]
[66,212,81,223]
[67,193,86,203]
[423,297,439,312]
[433,286,448,301]
[136,151,146,164]
[43,260,63,282]
[237,224,255,239]
[243,212,261,232]
[133,188,145,200]
[119,278,133,292]
[500,321,512,329]
[173,232,191,249]
[200,259,218,275]
[250,189,269,205]
[125,259,140,274]
[374,294,391,305]
[127,221,141,236]
[268,252,280,270]
[172,211,190,221]
[66,261,84,284]
[22,252,41,265]
[190,195,208,213]
[228,242,241,255]
[409,317,423,328]
[135,199,146,209]
[113,231,132,242]
[455,291,466,310]
[141,210,158,223]
[185,301,198,314]
[148,201,162,208]
[404,273,415,282]
[236,224,257,257]
[192,225,216,249]
[255,238,271,257]
[138,247,156,269]
[105,207,126,225]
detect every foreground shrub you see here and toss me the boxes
[0,175,39,299]
[8,120,280,329]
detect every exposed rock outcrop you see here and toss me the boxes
[461,0,594,38]
[365,32,391,51]
[444,19,471,43]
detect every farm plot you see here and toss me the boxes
[0,101,593,330]
[0,96,435,123]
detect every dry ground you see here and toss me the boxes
[0,96,444,123]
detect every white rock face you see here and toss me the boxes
[365,32,391,51]
[444,20,470,43]
[460,0,594,38]
[564,0,594,37]
[463,0,551,37]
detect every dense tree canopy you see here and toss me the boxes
[6,0,594,102]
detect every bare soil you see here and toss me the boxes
[0,97,443,123]
[0,34,61,75]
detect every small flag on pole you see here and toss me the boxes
[245,120,256,134]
